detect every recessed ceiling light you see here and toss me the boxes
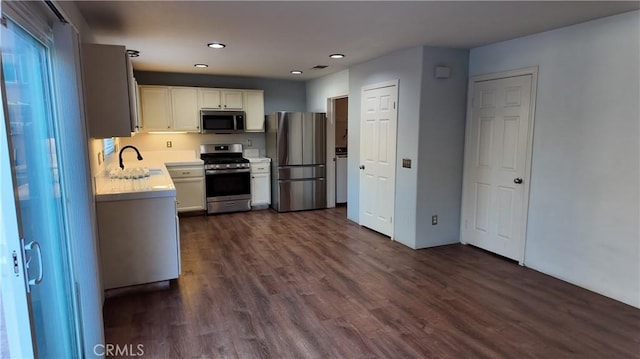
[329,53,345,59]
[194,64,208,68]
[290,70,303,75]
[207,42,226,49]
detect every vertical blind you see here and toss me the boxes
[103,137,115,156]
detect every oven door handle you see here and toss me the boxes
[205,168,251,175]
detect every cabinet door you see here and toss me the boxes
[133,80,141,133]
[171,87,200,131]
[173,177,205,212]
[199,88,221,109]
[244,90,265,132]
[251,173,271,206]
[222,90,244,110]
[139,86,172,130]
[126,56,139,133]
[82,44,133,138]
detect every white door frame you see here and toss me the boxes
[359,79,399,239]
[461,67,538,265]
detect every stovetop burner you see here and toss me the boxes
[200,143,250,169]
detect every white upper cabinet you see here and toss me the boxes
[244,90,265,132]
[199,89,222,109]
[140,86,264,132]
[221,90,244,110]
[82,44,138,138]
[199,89,243,110]
[139,86,172,131]
[139,86,200,132]
[171,87,200,131]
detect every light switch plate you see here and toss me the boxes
[402,158,411,168]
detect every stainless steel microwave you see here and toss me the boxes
[201,110,245,134]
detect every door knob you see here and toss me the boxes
[514,177,523,184]
[359,165,365,170]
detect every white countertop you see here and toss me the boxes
[95,150,203,202]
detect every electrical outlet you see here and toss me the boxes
[432,215,438,225]
[247,139,252,147]
[166,141,172,148]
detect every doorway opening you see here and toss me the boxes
[334,97,348,208]
[326,95,348,212]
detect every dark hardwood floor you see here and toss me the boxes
[103,207,640,358]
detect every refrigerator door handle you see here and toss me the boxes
[278,178,325,183]
[277,164,326,168]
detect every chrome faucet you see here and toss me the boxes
[119,145,143,170]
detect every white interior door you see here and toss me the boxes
[359,81,398,237]
[461,72,535,262]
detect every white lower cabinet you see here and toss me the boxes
[250,159,271,208]
[251,173,270,206]
[97,196,180,290]
[167,165,205,212]
[173,177,205,212]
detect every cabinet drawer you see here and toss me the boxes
[250,163,270,174]
[167,166,204,178]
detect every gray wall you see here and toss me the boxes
[416,47,469,248]
[306,69,349,112]
[348,46,424,248]
[470,10,640,307]
[134,71,307,114]
[309,46,469,250]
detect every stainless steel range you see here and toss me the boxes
[200,144,251,214]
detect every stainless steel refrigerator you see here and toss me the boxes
[266,112,326,212]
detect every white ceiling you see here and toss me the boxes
[74,1,639,81]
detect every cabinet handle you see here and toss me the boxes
[182,172,190,175]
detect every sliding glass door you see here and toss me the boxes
[0,9,78,358]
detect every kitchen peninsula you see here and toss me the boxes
[94,150,202,291]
